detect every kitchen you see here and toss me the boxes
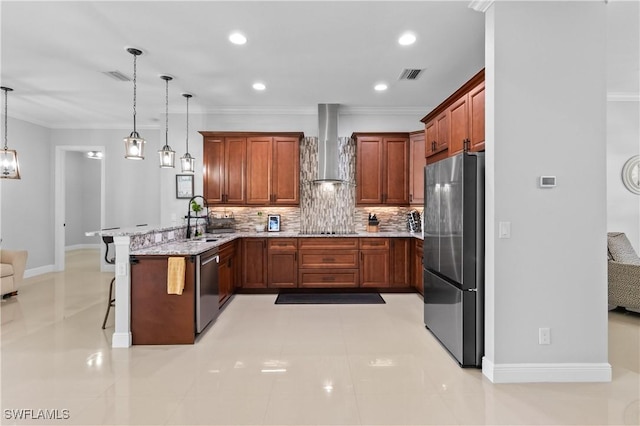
[0,0,636,402]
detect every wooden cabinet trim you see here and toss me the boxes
[420,69,485,124]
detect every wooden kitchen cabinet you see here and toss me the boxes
[360,238,390,287]
[353,133,410,206]
[421,69,484,162]
[409,130,426,205]
[268,238,298,288]
[203,136,246,205]
[242,238,268,288]
[390,238,410,287]
[218,240,238,306]
[413,239,424,295]
[201,132,302,206]
[298,238,359,287]
[130,255,196,344]
[247,135,300,205]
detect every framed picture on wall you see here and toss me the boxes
[176,174,194,199]
[268,214,280,232]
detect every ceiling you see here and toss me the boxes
[0,1,637,130]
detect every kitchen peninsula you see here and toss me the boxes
[90,224,423,348]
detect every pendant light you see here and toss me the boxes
[0,87,20,179]
[158,75,175,168]
[123,47,146,160]
[180,93,195,173]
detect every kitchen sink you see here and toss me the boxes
[191,237,218,243]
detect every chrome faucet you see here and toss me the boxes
[186,195,208,239]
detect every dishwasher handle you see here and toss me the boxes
[201,254,219,266]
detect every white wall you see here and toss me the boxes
[484,2,609,382]
[64,151,101,248]
[607,100,640,252]
[0,117,53,271]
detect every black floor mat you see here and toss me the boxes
[275,292,385,305]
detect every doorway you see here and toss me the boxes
[54,146,106,272]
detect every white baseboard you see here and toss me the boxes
[112,332,132,348]
[23,264,55,279]
[65,244,100,251]
[482,357,612,383]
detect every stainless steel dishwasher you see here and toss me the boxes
[195,248,219,333]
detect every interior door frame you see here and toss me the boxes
[54,145,106,271]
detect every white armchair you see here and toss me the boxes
[0,249,28,298]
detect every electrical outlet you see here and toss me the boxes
[154,233,162,243]
[116,262,126,277]
[168,231,175,240]
[539,327,551,345]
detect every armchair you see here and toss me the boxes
[607,232,640,311]
[0,249,28,298]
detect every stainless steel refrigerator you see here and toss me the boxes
[423,152,484,367]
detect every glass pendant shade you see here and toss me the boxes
[1,87,20,179]
[158,145,175,168]
[124,132,145,159]
[181,152,195,173]
[0,149,20,179]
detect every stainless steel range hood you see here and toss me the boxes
[314,103,347,184]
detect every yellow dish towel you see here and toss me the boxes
[167,257,186,295]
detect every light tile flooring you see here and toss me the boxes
[1,249,639,425]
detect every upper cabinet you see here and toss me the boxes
[421,69,485,163]
[408,130,426,206]
[201,132,302,206]
[353,133,410,206]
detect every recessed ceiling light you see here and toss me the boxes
[374,83,388,91]
[253,82,266,91]
[229,32,247,45]
[398,32,416,46]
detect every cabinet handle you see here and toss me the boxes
[322,257,335,262]
[322,276,336,282]
[409,194,413,202]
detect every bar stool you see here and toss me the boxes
[101,236,116,329]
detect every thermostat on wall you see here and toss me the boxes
[539,176,556,188]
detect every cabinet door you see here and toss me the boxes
[272,136,300,205]
[242,239,267,288]
[384,136,409,205]
[469,81,485,152]
[434,111,449,153]
[409,132,426,205]
[425,120,437,157]
[225,137,246,204]
[360,250,390,287]
[268,252,297,288]
[356,136,383,204]
[448,95,469,156]
[390,238,410,287]
[203,138,225,204]
[246,137,272,205]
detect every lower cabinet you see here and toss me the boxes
[413,239,424,294]
[242,238,267,288]
[390,238,411,287]
[298,238,359,288]
[130,255,196,344]
[360,238,390,287]
[218,240,237,306]
[268,239,298,288]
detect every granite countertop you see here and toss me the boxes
[130,230,423,256]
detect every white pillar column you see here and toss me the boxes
[111,235,132,348]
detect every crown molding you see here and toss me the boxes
[607,92,640,102]
[468,0,494,13]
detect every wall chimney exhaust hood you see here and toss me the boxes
[314,104,348,184]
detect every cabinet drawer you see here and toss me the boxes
[299,269,359,288]
[359,238,390,250]
[268,238,298,250]
[218,241,236,259]
[298,250,359,269]
[298,238,359,250]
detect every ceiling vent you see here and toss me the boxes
[102,70,131,82]
[398,68,425,81]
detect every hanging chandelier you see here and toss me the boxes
[158,75,175,168]
[123,47,145,160]
[0,87,20,179]
[180,93,195,173]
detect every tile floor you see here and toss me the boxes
[1,249,639,425]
